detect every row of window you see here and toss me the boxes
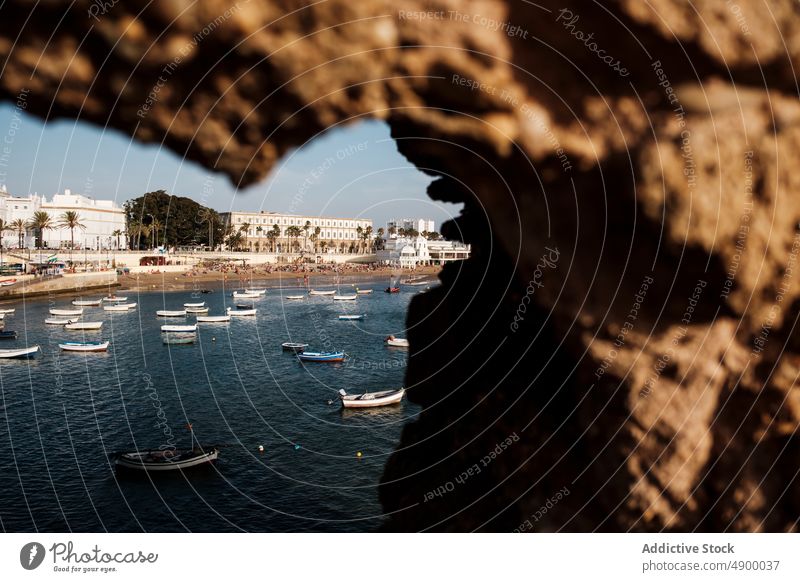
[233,215,370,229]
[245,229,360,239]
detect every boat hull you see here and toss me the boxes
[298,351,345,362]
[0,345,38,359]
[115,449,218,472]
[196,316,230,323]
[59,342,109,352]
[340,388,405,408]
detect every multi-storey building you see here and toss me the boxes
[0,186,127,250]
[386,218,436,236]
[220,210,373,253]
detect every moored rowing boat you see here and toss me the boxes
[156,310,187,317]
[0,345,38,359]
[227,308,256,316]
[297,351,345,362]
[65,321,103,330]
[50,308,83,316]
[161,324,197,332]
[59,341,109,352]
[115,448,218,472]
[196,315,230,323]
[338,387,405,408]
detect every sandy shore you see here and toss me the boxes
[120,265,442,292]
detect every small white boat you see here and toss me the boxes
[227,308,256,316]
[0,345,39,359]
[385,335,410,347]
[196,315,231,323]
[50,308,83,316]
[356,289,373,294]
[0,308,15,314]
[281,342,309,351]
[338,314,365,320]
[333,294,357,301]
[186,306,209,313]
[104,303,136,312]
[339,388,405,408]
[120,302,137,309]
[72,299,102,306]
[161,324,197,333]
[65,321,103,330]
[162,333,196,345]
[0,278,17,286]
[184,302,205,308]
[59,341,109,352]
[103,296,128,302]
[115,448,218,472]
[156,310,186,317]
[232,291,260,299]
[309,290,335,296]
[285,295,305,300]
[0,314,5,321]
[45,318,76,325]
[245,288,267,295]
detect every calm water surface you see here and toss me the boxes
[0,279,420,532]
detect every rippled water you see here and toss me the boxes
[0,280,419,532]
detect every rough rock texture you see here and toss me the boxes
[3,0,800,531]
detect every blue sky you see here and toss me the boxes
[0,105,462,230]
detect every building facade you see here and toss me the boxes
[377,235,471,267]
[0,186,127,250]
[220,211,373,254]
[387,218,435,236]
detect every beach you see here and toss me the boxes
[121,264,443,292]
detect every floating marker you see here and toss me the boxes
[294,444,301,450]
[356,451,362,458]
[258,445,264,453]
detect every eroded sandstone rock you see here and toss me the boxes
[3,0,800,531]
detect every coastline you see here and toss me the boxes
[121,265,442,293]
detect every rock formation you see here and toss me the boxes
[3,0,800,531]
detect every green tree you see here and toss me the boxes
[125,190,224,249]
[10,219,25,248]
[58,210,86,261]
[112,229,123,250]
[27,211,54,249]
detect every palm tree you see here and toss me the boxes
[303,220,311,251]
[112,229,122,250]
[271,224,281,252]
[320,240,328,254]
[356,226,363,254]
[27,211,53,249]
[58,211,86,257]
[226,231,244,251]
[150,218,163,248]
[364,226,373,253]
[10,219,26,249]
[266,229,278,253]
[286,225,303,252]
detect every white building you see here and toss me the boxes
[0,186,127,250]
[377,234,470,268]
[387,218,435,237]
[220,210,373,254]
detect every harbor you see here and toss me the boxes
[0,282,419,531]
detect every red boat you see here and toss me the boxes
[385,287,400,293]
